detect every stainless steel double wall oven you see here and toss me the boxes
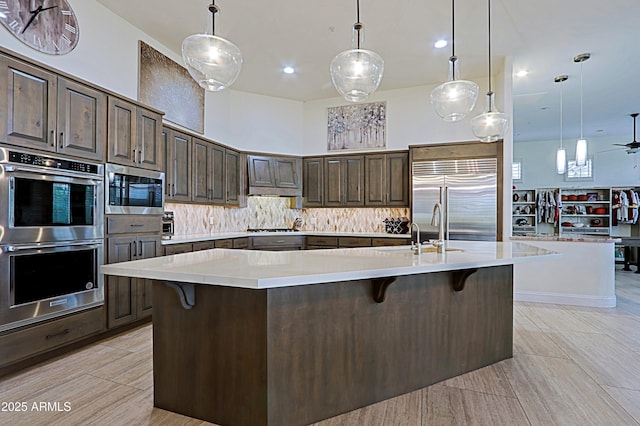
[0,147,105,331]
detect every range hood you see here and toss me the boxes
[247,154,302,197]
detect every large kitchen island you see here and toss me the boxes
[101,241,556,426]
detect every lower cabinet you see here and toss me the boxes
[105,215,161,329]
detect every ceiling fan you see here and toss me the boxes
[612,113,640,154]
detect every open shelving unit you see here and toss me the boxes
[559,188,611,236]
[512,189,536,236]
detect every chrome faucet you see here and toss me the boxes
[431,202,445,253]
[410,222,421,255]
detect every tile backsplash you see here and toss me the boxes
[166,197,410,235]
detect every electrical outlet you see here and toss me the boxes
[209,217,215,225]
[310,217,317,225]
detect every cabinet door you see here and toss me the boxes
[387,152,409,206]
[324,157,344,206]
[192,138,211,203]
[344,156,364,206]
[211,143,226,204]
[137,108,163,171]
[0,56,57,152]
[57,78,107,161]
[303,157,324,207]
[274,157,301,189]
[365,154,386,206]
[225,149,241,205]
[107,97,136,165]
[107,236,136,328]
[164,127,191,202]
[248,155,276,187]
[136,236,160,318]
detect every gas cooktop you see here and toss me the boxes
[247,228,300,233]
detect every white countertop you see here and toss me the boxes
[101,241,558,289]
[510,235,621,244]
[162,231,411,245]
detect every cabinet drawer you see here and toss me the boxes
[164,243,193,255]
[251,235,305,249]
[106,215,161,235]
[338,237,372,248]
[0,307,105,367]
[214,239,234,249]
[371,237,410,247]
[193,241,215,251]
[233,238,249,249]
[305,236,338,247]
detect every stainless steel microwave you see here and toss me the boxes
[105,164,164,215]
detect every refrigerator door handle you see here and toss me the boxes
[445,186,450,240]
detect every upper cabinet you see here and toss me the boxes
[325,155,365,207]
[164,126,192,203]
[247,154,302,196]
[0,55,107,161]
[365,152,409,207]
[302,157,324,207]
[107,96,163,171]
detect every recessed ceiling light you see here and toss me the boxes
[283,66,295,75]
[434,39,448,49]
[516,70,529,77]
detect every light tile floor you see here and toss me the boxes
[1,269,639,425]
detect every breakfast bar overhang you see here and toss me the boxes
[101,241,557,426]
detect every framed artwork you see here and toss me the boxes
[327,101,386,151]
[138,41,204,134]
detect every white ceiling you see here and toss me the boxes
[96,0,640,144]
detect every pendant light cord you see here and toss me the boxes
[209,1,217,35]
[560,79,564,148]
[451,0,455,58]
[580,60,584,139]
[355,0,361,49]
[487,0,492,95]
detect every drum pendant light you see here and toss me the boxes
[470,0,509,142]
[574,53,590,166]
[182,1,243,92]
[554,75,568,174]
[430,0,479,121]
[330,0,384,102]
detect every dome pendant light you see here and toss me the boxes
[470,0,509,142]
[430,0,479,121]
[182,1,243,92]
[554,75,568,174]
[574,53,590,166]
[330,0,384,102]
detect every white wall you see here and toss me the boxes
[514,135,640,189]
[0,0,304,155]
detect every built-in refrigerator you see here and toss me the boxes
[411,158,497,242]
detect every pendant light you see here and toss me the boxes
[330,0,384,102]
[574,52,590,166]
[470,0,508,142]
[430,0,479,121]
[182,1,243,92]
[554,75,568,174]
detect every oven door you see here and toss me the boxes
[105,164,164,214]
[0,240,104,332]
[0,165,104,244]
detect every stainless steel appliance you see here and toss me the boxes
[105,163,164,215]
[411,158,497,241]
[162,211,174,239]
[0,240,104,332]
[0,147,104,244]
[0,146,105,331]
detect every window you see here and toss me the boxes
[512,160,522,182]
[566,158,593,180]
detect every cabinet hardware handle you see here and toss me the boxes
[50,130,55,147]
[130,224,144,227]
[139,240,142,256]
[132,149,137,163]
[59,132,64,148]
[45,329,70,339]
[172,183,176,197]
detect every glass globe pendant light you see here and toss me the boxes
[554,75,568,174]
[330,0,384,102]
[470,0,508,142]
[430,0,479,121]
[182,1,243,92]
[574,53,590,166]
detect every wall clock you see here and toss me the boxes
[0,0,79,55]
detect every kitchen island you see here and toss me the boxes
[101,241,556,426]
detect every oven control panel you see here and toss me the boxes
[8,151,99,174]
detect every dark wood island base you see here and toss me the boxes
[151,264,513,425]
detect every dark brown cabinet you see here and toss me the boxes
[303,157,324,207]
[192,138,225,204]
[365,152,409,206]
[225,148,243,206]
[0,55,107,161]
[108,96,163,171]
[248,154,302,196]
[164,126,192,203]
[325,155,365,207]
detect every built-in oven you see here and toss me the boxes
[105,163,164,215]
[0,239,104,332]
[0,147,104,244]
